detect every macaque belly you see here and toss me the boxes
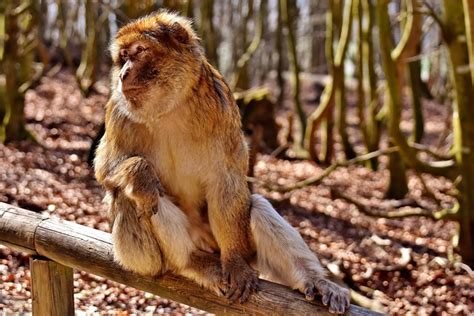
[172,192,219,254]
[150,144,219,253]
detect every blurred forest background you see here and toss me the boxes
[0,0,473,314]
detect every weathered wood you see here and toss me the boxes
[30,257,74,316]
[0,203,384,316]
[0,203,44,254]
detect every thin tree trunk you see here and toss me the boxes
[408,54,424,143]
[334,0,356,160]
[232,0,265,90]
[184,0,194,18]
[376,0,456,179]
[305,0,354,162]
[281,0,306,149]
[386,150,409,199]
[76,0,98,95]
[361,0,380,170]
[462,0,474,83]
[443,0,474,265]
[276,0,285,108]
[121,0,156,19]
[376,0,411,199]
[364,0,380,169]
[0,0,5,124]
[200,0,218,68]
[2,0,35,143]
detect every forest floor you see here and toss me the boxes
[0,71,473,315]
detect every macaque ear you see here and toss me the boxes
[144,22,190,46]
[168,22,190,44]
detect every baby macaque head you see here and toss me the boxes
[110,11,202,118]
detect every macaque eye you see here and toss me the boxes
[136,46,146,54]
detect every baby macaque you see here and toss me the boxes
[94,10,350,314]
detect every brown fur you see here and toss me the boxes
[94,10,350,313]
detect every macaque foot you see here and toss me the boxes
[124,180,166,219]
[135,199,159,219]
[206,270,229,297]
[301,277,350,314]
[223,258,259,303]
[184,251,228,297]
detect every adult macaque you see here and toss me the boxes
[94,11,349,314]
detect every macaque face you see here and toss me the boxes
[117,41,160,98]
[110,12,202,117]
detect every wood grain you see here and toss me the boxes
[0,203,44,254]
[31,257,74,316]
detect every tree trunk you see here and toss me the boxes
[184,0,194,18]
[376,0,455,179]
[121,0,156,19]
[76,0,98,95]
[443,0,474,265]
[305,0,354,162]
[385,151,409,199]
[276,0,285,108]
[0,0,5,126]
[462,0,474,83]
[232,0,265,90]
[376,0,412,199]
[309,1,326,73]
[200,0,218,68]
[280,0,306,149]
[334,0,356,160]
[362,0,380,170]
[408,55,424,143]
[1,0,34,143]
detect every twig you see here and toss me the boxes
[335,262,386,313]
[270,143,290,158]
[330,188,459,221]
[263,147,398,193]
[415,172,442,207]
[350,290,385,313]
[410,142,454,161]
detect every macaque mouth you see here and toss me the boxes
[138,65,159,83]
[121,85,146,93]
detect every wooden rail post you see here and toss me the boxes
[30,257,74,316]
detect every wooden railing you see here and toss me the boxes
[0,203,383,315]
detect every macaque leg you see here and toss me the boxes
[110,193,225,294]
[149,196,226,295]
[109,192,164,276]
[249,194,350,314]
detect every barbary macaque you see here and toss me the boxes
[94,11,350,313]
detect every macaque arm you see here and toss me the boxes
[98,155,164,216]
[104,156,164,197]
[206,169,258,302]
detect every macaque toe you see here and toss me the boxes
[239,282,253,303]
[303,283,316,301]
[223,261,259,304]
[210,281,228,297]
[322,291,331,306]
[299,278,350,314]
[136,201,156,219]
[313,278,350,314]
